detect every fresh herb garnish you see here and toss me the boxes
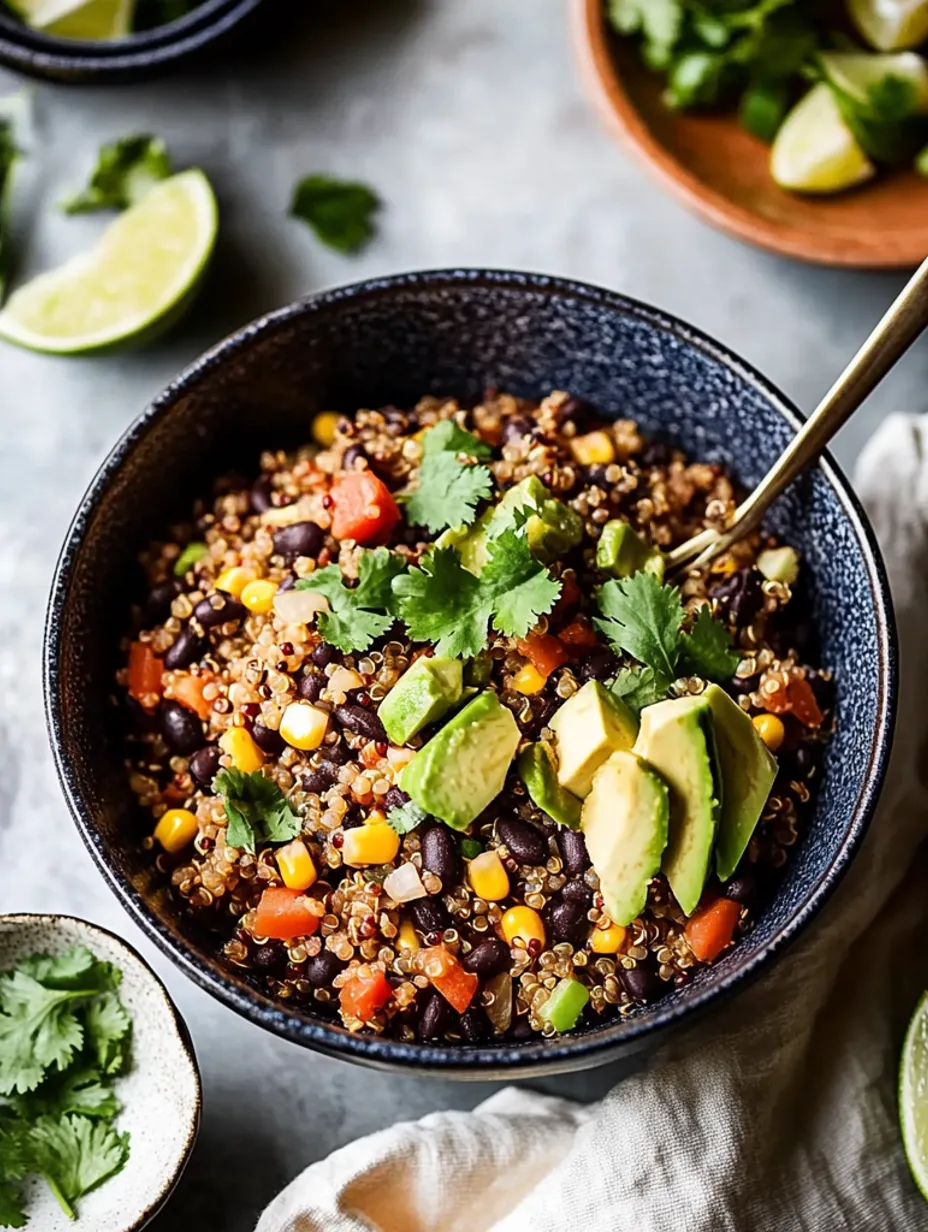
[831,72,925,164]
[0,100,22,301]
[401,420,494,534]
[290,174,380,254]
[0,946,132,1226]
[62,135,172,215]
[386,800,427,835]
[595,571,739,713]
[295,547,406,654]
[213,768,302,853]
[392,529,562,660]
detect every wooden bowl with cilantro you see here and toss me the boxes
[571,0,928,267]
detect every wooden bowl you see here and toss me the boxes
[571,0,928,268]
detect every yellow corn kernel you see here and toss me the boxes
[398,920,420,953]
[386,746,416,771]
[501,905,546,949]
[279,702,329,751]
[154,808,198,853]
[590,921,627,954]
[467,850,510,902]
[219,726,265,773]
[752,713,785,752]
[277,839,317,891]
[570,430,615,467]
[513,664,546,695]
[312,411,340,448]
[215,565,256,597]
[240,579,278,615]
[342,823,401,867]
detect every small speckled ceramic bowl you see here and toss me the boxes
[44,269,897,1077]
[0,914,201,1231]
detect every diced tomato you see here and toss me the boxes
[128,642,164,708]
[557,619,600,654]
[419,945,479,1013]
[684,898,741,964]
[172,673,213,721]
[787,677,824,728]
[339,965,393,1022]
[253,887,321,941]
[549,571,581,624]
[330,471,400,545]
[516,632,569,679]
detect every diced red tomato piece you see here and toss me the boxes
[330,471,400,545]
[128,642,164,708]
[787,677,824,728]
[172,673,213,720]
[549,571,581,624]
[419,945,479,1013]
[557,620,600,653]
[339,966,393,1022]
[516,632,569,679]
[684,898,741,964]
[253,887,321,941]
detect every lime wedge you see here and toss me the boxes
[820,50,928,112]
[901,992,928,1200]
[0,169,217,355]
[849,0,928,51]
[6,0,133,39]
[770,84,876,194]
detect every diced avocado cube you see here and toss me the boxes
[489,476,584,564]
[756,546,799,585]
[596,519,665,581]
[378,656,464,746]
[540,977,590,1032]
[548,680,638,798]
[517,742,582,829]
[400,691,521,830]
[436,507,493,576]
[581,750,670,926]
[704,684,777,881]
[634,694,721,916]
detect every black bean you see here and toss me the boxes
[557,396,596,426]
[343,444,368,468]
[561,878,593,905]
[586,464,610,487]
[302,763,337,794]
[277,573,297,593]
[462,938,510,978]
[410,897,449,935]
[194,592,245,629]
[642,441,672,468]
[460,1007,489,1043]
[335,704,386,742]
[273,521,324,563]
[508,1016,534,1040]
[417,989,451,1041]
[252,721,285,755]
[298,672,324,703]
[556,828,590,877]
[144,579,181,625]
[312,643,340,668]
[711,568,763,628]
[620,963,662,1003]
[384,786,410,811]
[788,744,815,779]
[190,745,220,788]
[420,824,459,887]
[724,874,757,906]
[497,817,547,866]
[164,625,207,671]
[502,416,533,443]
[323,740,350,766]
[252,943,287,976]
[305,951,344,987]
[547,892,591,946]
[250,474,274,513]
[160,701,204,756]
[579,649,619,682]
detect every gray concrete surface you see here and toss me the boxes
[0,2,923,1227]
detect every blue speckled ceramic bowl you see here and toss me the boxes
[44,269,897,1077]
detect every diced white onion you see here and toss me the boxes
[329,666,364,695]
[383,862,427,903]
[273,588,329,625]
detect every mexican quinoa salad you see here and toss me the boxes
[119,391,832,1045]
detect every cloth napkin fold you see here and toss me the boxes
[258,414,928,1232]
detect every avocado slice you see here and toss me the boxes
[436,508,493,576]
[488,475,584,564]
[378,656,464,746]
[582,750,670,927]
[517,742,582,829]
[704,684,777,881]
[596,519,665,581]
[634,694,721,916]
[549,680,638,798]
[400,690,521,830]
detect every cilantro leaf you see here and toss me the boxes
[84,994,131,1078]
[0,974,88,1096]
[480,529,563,638]
[611,666,669,716]
[0,1118,28,1230]
[290,175,380,254]
[19,1067,120,1123]
[213,768,302,853]
[18,947,119,995]
[594,572,684,685]
[295,548,405,653]
[28,1115,130,1221]
[62,135,172,215]
[680,605,740,681]
[831,73,926,165]
[402,420,494,534]
[0,113,19,302]
[607,0,684,69]
[386,800,427,835]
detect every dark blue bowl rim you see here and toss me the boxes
[43,268,898,1076]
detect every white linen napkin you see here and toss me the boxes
[257,414,928,1232]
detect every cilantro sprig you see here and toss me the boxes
[290,174,381,254]
[62,135,172,215]
[295,547,406,654]
[213,768,302,853]
[596,571,739,714]
[401,420,494,534]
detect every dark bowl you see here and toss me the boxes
[0,0,265,83]
[44,269,897,1077]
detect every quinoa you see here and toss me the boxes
[118,390,833,1044]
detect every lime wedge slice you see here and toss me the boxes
[771,84,876,194]
[6,0,133,39]
[849,0,928,51]
[0,169,217,355]
[820,50,928,112]
[901,992,928,1200]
